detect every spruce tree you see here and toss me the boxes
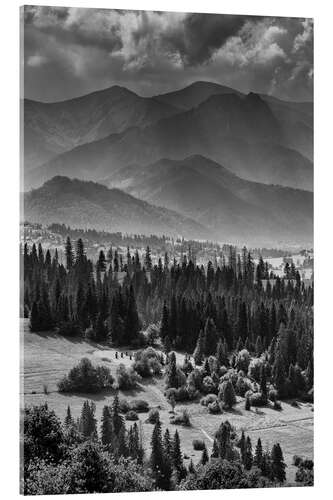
[172,430,186,481]
[188,459,195,474]
[150,418,166,489]
[200,444,209,465]
[271,443,286,482]
[254,438,263,469]
[211,438,219,459]
[79,400,97,439]
[216,338,229,367]
[64,405,73,428]
[101,405,113,446]
[219,379,236,409]
[193,329,205,365]
[65,236,74,271]
[243,436,253,470]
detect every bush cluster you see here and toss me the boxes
[57,358,114,393]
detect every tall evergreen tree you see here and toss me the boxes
[271,443,286,482]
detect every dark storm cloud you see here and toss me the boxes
[180,14,249,65]
[22,7,313,102]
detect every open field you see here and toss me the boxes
[22,320,313,484]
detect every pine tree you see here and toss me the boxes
[211,438,219,459]
[101,405,113,446]
[165,352,178,389]
[245,395,251,411]
[271,443,286,482]
[150,418,165,489]
[97,250,106,273]
[193,329,205,365]
[202,357,210,377]
[172,430,186,481]
[65,236,74,271]
[200,444,209,465]
[163,428,172,460]
[243,436,253,470]
[188,459,195,474]
[254,438,263,469]
[144,246,152,271]
[64,405,73,427]
[219,379,236,409]
[79,400,97,439]
[216,338,229,367]
[239,430,246,462]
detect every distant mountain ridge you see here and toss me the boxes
[105,155,313,246]
[24,85,180,170]
[23,176,210,240]
[27,89,313,191]
[24,162,313,247]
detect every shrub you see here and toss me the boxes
[125,410,139,421]
[116,364,141,390]
[147,409,160,424]
[220,368,238,387]
[192,439,205,451]
[165,386,199,403]
[274,400,282,410]
[133,347,162,377]
[202,376,217,394]
[235,376,252,397]
[248,357,264,382]
[170,409,191,427]
[200,394,217,406]
[293,455,303,467]
[130,399,149,413]
[268,388,278,402]
[208,400,222,414]
[236,349,251,373]
[250,392,266,407]
[119,400,130,414]
[57,358,114,393]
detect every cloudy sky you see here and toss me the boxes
[23,6,313,102]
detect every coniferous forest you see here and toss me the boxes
[22,238,314,493]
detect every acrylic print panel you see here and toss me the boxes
[21,4,314,494]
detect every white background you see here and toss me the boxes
[0,0,331,499]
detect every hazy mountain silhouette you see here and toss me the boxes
[103,155,313,246]
[23,176,210,239]
[27,89,312,191]
[24,85,179,169]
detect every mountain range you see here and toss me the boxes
[24,156,313,246]
[23,80,313,246]
[24,176,209,240]
[24,81,313,190]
